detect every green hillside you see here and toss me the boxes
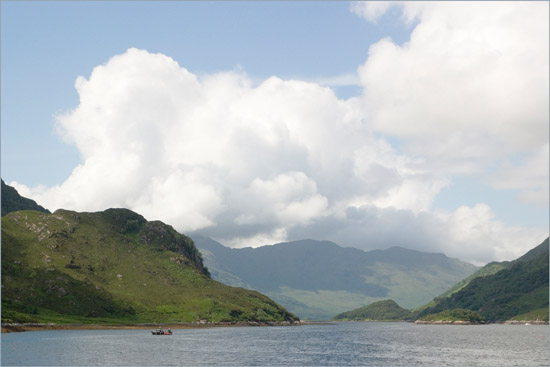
[417,239,549,322]
[1,179,50,216]
[332,299,413,321]
[430,239,548,303]
[415,261,510,313]
[1,208,298,325]
[509,307,549,323]
[195,236,478,320]
[417,309,484,323]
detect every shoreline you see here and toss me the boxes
[4,319,545,332]
[414,320,549,325]
[414,320,483,325]
[1,320,307,333]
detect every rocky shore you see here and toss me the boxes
[503,320,549,325]
[2,320,305,333]
[415,319,549,325]
[414,320,483,325]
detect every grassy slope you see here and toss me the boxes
[332,299,413,321]
[414,261,510,313]
[510,307,549,322]
[1,209,298,324]
[428,240,547,305]
[416,239,549,322]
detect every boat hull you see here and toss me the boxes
[151,330,172,335]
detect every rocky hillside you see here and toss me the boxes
[1,179,50,216]
[1,208,298,325]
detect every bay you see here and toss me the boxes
[1,322,548,366]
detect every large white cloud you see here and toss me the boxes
[443,203,546,264]
[13,1,549,264]
[20,48,429,232]
[355,2,549,175]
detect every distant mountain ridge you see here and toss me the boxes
[194,236,478,320]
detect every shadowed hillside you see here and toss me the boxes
[195,236,478,320]
[1,179,50,216]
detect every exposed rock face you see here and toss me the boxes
[139,220,209,277]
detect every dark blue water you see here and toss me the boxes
[1,322,548,366]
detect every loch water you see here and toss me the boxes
[2,322,548,366]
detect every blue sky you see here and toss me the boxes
[1,1,548,264]
[1,1,412,186]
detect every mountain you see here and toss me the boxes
[194,236,478,320]
[332,299,413,321]
[417,238,549,322]
[1,208,298,325]
[1,179,50,216]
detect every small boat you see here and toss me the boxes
[151,328,172,335]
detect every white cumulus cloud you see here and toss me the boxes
[356,1,549,165]
[350,1,395,24]
[354,0,549,212]
[23,48,433,237]
[15,1,549,265]
[444,203,547,265]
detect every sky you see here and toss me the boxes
[1,1,548,265]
